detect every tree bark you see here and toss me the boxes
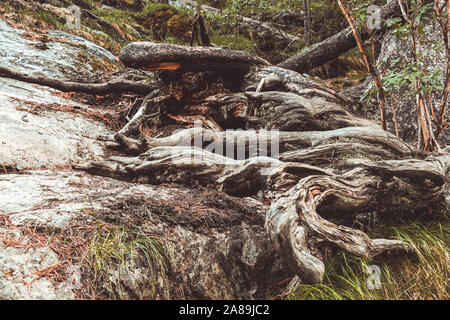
[119,42,270,77]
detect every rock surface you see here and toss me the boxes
[0,19,119,81]
[362,17,449,145]
[0,79,111,171]
[0,227,74,300]
[0,170,287,299]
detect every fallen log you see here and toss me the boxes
[119,42,270,77]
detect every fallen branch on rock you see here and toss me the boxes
[0,66,157,95]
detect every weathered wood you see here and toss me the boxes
[245,66,359,105]
[0,65,157,95]
[108,126,415,159]
[119,42,270,76]
[73,53,448,287]
[75,141,448,283]
[118,89,161,136]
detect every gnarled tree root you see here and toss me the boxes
[74,140,449,284]
[68,45,449,286]
[0,66,158,95]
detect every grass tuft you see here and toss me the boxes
[83,220,174,298]
[289,220,449,300]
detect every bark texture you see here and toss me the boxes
[119,42,270,77]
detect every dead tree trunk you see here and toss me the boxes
[119,42,270,75]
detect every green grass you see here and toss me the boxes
[139,3,178,17]
[209,32,256,52]
[13,4,66,30]
[94,7,138,25]
[289,220,449,300]
[84,220,174,298]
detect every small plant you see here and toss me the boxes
[394,0,441,150]
[340,0,449,151]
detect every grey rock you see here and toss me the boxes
[0,19,119,81]
[0,227,75,300]
[362,18,449,145]
[0,78,112,171]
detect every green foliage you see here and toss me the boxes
[140,3,178,17]
[94,6,138,25]
[355,0,444,108]
[384,4,443,95]
[223,0,300,16]
[382,60,444,95]
[209,32,256,52]
[12,4,66,30]
[36,9,66,29]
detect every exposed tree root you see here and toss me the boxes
[75,142,448,284]
[0,65,157,95]
[68,58,450,285]
[244,66,359,105]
